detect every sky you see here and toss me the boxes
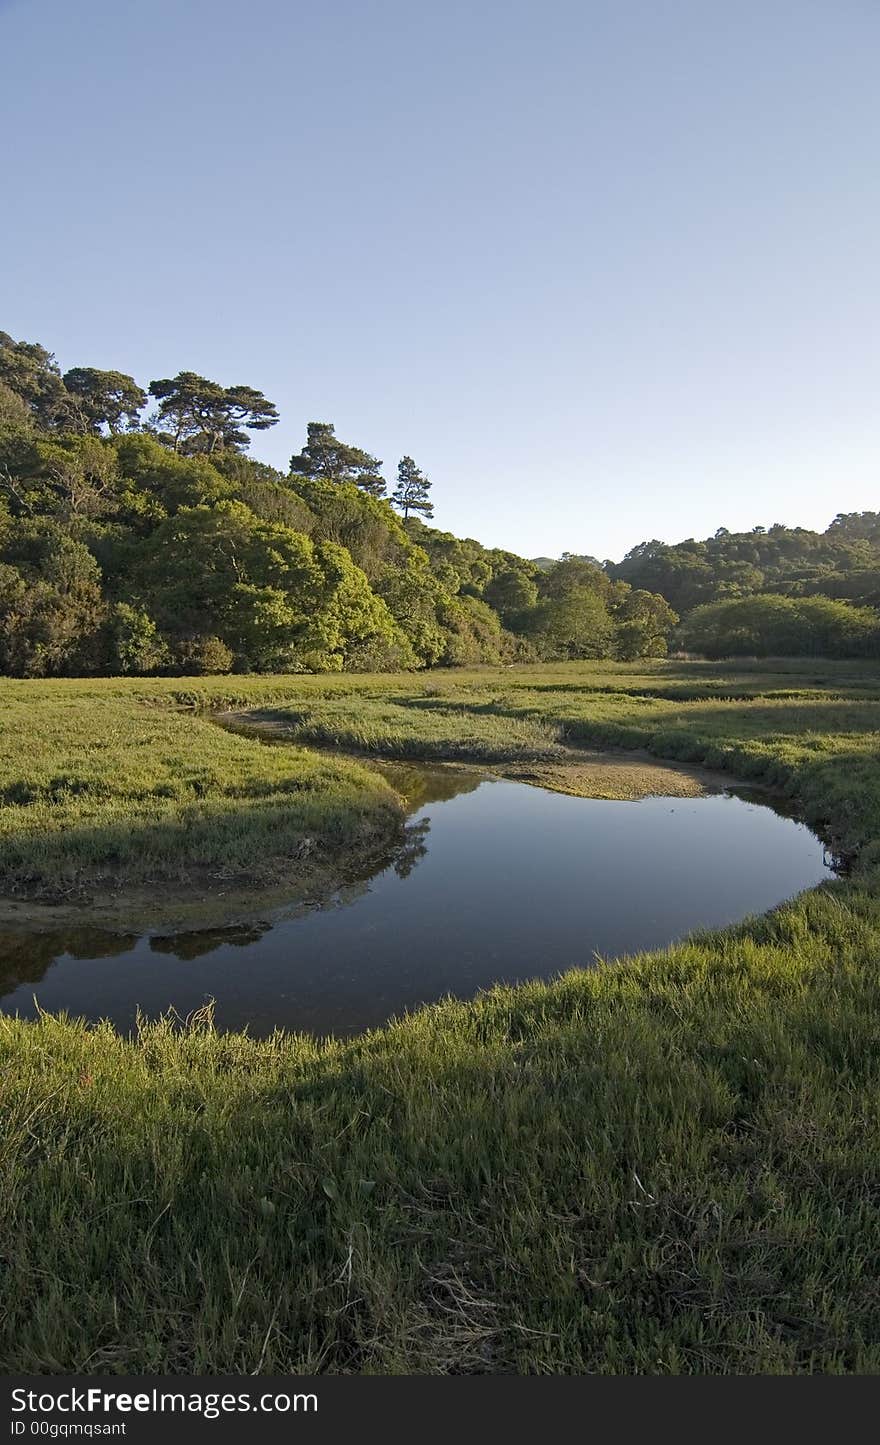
[1,0,878,561]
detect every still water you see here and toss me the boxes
[0,765,831,1037]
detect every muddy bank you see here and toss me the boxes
[493,751,740,800]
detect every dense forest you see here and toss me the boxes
[1,327,878,676]
[0,330,675,676]
[610,518,880,658]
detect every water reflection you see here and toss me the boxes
[150,924,271,961]
[0,927,138,996]
[0,767,833,1038]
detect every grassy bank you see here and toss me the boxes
[4,656,879,900]
[3,887,880,1373]
[0,680,406,906]
[2,659,880,1372]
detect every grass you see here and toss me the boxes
[0,679,406,906]
[2,658,880,1373]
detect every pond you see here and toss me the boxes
[0,764,832,1037]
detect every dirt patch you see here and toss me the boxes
[495,749,733,801]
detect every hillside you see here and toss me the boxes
[3,328,880,674]
[0,330,674,677]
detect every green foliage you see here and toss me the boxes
[148,372,279,454]
[613,589,678,660]
[172,634,235,675]
[438,593,509,665]
[827,511,880,543]
[538,554,613,602]
[290,421,386,497]
[62,367,146,434]
[0,383,33,429]
[111,433,235,518]
[0,521,106,676]
[390,454,433,519]
[298,541,409,671]
[287,474,409,579]
[376,559,451,665]
[404,520,494,594]
[0,329,679,676]
[521,588,616,659]
[0,432,121,522]
[483,565,539,618]
[232,474,315,532]
[343,630,418,672]
[106,602,169,675]
[679,593,880,659]
[129,502,404,673]
[612,520,880,615]
[0,331,73,430]
[210,452,316,532]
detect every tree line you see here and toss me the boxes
[610,519,880,659]
[0,329,676,677]
[5,327,875,673]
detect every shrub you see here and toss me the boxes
[173,635,234,674]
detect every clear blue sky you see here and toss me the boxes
[2,0,878,561]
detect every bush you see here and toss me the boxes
[679,593,880,659]
[172,635,234,674]
[106,603,168,675]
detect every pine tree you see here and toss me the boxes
[391,455,433,520]
[147,373,279,454]
[289,422,386,497]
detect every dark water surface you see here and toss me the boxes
[0,765,832,1037]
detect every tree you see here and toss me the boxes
[287,473,408,578]
[106,603,169,674]
[404,520,493,592]
[520,588,615,659]
[131,501,403,672]
[172,635,234,675]
[0,523,107,676]
[679,594,880,659]
[0,383,32,429]
[289,422,385,497]
[539,555,613,602]
[0,332,73,430]
[483,566,538,620]
[148,372,279,454]
[34,436,121,520]
[111,434,235,518]
[62,368,146,434]
[375,559,449,665]
[612,588,678,659]
[827,512,880,543]
[391,455,433,520]
[438,594,509,665]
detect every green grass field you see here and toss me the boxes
[2,659,880,1373]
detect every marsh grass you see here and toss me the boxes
[0,684,404,900]
[3,881,880,1373]
[3,658,880,1372]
